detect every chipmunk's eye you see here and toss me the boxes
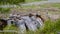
[11,21,14,24]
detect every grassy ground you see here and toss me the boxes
[0,3,60,34]
[0,3,60,14]
[25,0,42,3]
[40,3,60,8]
[21,3,60,15]
[21,3,60,9]
[0,19,60,34]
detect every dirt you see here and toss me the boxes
[0,7,60,21]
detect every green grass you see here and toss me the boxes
[40,3,60,8]
[0,8,10,14]
[2,25,18,34]
[25,0,42,3]
[22,5,38,9]
[25,0,48,3]
[21,3,60,14]
[0,3,60,34]
[4,25,17,30]
[0,19,60,34]
[21,3,60,9]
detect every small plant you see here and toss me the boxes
[0,0,25,5]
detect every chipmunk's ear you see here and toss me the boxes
[36,14,44,22]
